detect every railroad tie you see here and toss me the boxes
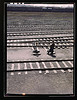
[59,43,62,49]
[24,63,28,74]
[62,43,65,49]
[49,62,57,73]
[18,63,21,75]
[26,43,29,46]
[30,43,33,46]
[10,43,13,46]
[10,64,14,75]
[13,40,17,42]
[17,43,21,46]
[36,62,42,73]
[68,61,73,67]
[56,62,65,73]
[29,63,33,69]
[42,62,49,74]
[62,61,72,72]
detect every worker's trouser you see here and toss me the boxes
[48,48,53,55]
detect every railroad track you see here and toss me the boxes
[7,35,74,48]
[7,25,72,29]
[7,35,73,41]
[7,26,73,31]
[7,12,74,75]
[7,59,73,75]
[7,31,73,36]
[7,12,73,33]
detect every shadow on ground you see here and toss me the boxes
[33,53,41,57]
[48,54,56,57]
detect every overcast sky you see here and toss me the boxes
[8,3,74,8]
[24,4,74,8]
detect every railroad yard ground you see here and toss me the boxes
[6,11,74,95]
[7,47,73,61]
[7,70,73,94]
[7,46,73,94]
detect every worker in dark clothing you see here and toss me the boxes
[33,42,40,53]
[47,41,55,55]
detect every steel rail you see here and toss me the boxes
[7,30,73,33]
[7,59,73,63]
[7,35,73,40]
[7,40,74,44]
[7,33,73,36]
[7,67,73,72]
[7,44,73,47]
